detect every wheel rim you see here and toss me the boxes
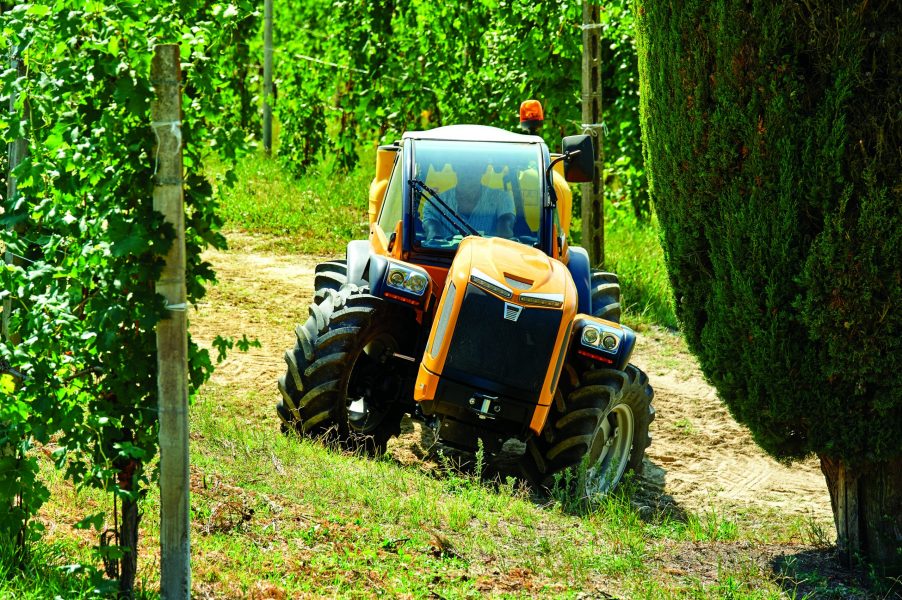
[344,331,401,435]
[584,403,635,496]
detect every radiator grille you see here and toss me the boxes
[445,284,561,393]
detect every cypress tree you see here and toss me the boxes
[635,0,901,572]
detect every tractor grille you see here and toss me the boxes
[444,284,561,393]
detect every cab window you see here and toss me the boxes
[377,155,403,231]
[411,139,544,253]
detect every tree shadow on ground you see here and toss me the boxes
[772,549,902,599]
[641,454,897,599]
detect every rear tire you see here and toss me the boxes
[277,259,411,453]
[590,270,621,322]
[313,260,350,302]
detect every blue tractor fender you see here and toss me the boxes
[346,240,371,286]
[567,246,592,315]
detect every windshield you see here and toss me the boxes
[409,139,544,252]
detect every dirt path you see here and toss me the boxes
[191,243,834,529]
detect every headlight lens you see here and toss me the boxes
[405,274,428,294]
[385,263,429,296]
[519,294,563,308]
[469,274,513,299]
[581,325,620,352]
[388,269,406,286]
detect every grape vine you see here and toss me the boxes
[272,0,646,215]
[0,0,258,591]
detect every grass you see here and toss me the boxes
[603,217,678,330]
[218,152,371,255]
[12,377,834,598]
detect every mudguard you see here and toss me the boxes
[567,246,592,315]
[346,240,371,286]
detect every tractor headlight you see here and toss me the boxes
[469,268,513,299]
[388,269,406,287]
[519,293,564,308]
[581,324,621,353]
[404,273,428,294]
[385,263,429,296]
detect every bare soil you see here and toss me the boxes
[191,243,834,531]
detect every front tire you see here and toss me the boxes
[277,261,412,453]
[523,364,654,496]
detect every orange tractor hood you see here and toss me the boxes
[452,236,576,300]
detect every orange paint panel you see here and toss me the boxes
[368,179,388,226]
[530,403,553,435]
[421,264,449,296]
[369,146,397,225]
[551,162,572,235]
[418,253,471,383]
[414,363,441,402]
[390,220,404,259]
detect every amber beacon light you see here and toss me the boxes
[519,99,544,134]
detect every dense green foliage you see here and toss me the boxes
[635,1,901,462]
[0,0,257,584]
[272,0,648,215]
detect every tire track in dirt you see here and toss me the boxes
[191,245,834,528]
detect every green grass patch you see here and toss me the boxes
[0,536,155,600]
[604,218,678,330]
[218,152,370,255]
[13,378,830,598]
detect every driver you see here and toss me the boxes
[423,160,515,240]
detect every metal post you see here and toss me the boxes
[581,0,604,267]
[151,44,190,600]
[262,0,273,155]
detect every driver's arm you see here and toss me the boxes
[496,213,514,238]
[423,219,439,240]
[495,189,516,238]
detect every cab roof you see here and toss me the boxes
[401,124,544,145]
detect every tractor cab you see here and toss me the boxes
[369,125,589,271]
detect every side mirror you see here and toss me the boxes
[561,135,595,183]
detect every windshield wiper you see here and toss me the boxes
[409,178,480,238]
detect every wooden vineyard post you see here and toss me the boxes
[3,44,25,344]
[151,44,191,599]
[581,0,604,267]
[263,0,273,155]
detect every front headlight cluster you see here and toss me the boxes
[581,325,620,352]
[386,263,429,296]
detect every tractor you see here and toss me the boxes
[277,102,654,494]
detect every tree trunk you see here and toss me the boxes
[118,491,140,599]
[820,455,902,576]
